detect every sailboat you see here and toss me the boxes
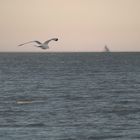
[104,45,110,52]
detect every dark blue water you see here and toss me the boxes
[0,52,140,140]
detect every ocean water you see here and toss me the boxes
[0,52,140,140]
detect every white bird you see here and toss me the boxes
[18,38,58,49]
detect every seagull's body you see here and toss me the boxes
[18,38,58,49]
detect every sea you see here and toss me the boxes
[0,52,140,140]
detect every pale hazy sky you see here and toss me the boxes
[0,0,140,52]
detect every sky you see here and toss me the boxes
[0,0,140,52]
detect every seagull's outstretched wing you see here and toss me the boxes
[43,38,58,45]
[18,40,42,46]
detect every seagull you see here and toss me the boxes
[18,38,58,49]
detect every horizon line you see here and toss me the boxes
[0,51,140,53]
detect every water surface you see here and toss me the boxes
[0,52,140,140]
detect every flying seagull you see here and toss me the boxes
[18,38,58,49]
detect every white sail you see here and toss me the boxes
[104,45,110,52]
